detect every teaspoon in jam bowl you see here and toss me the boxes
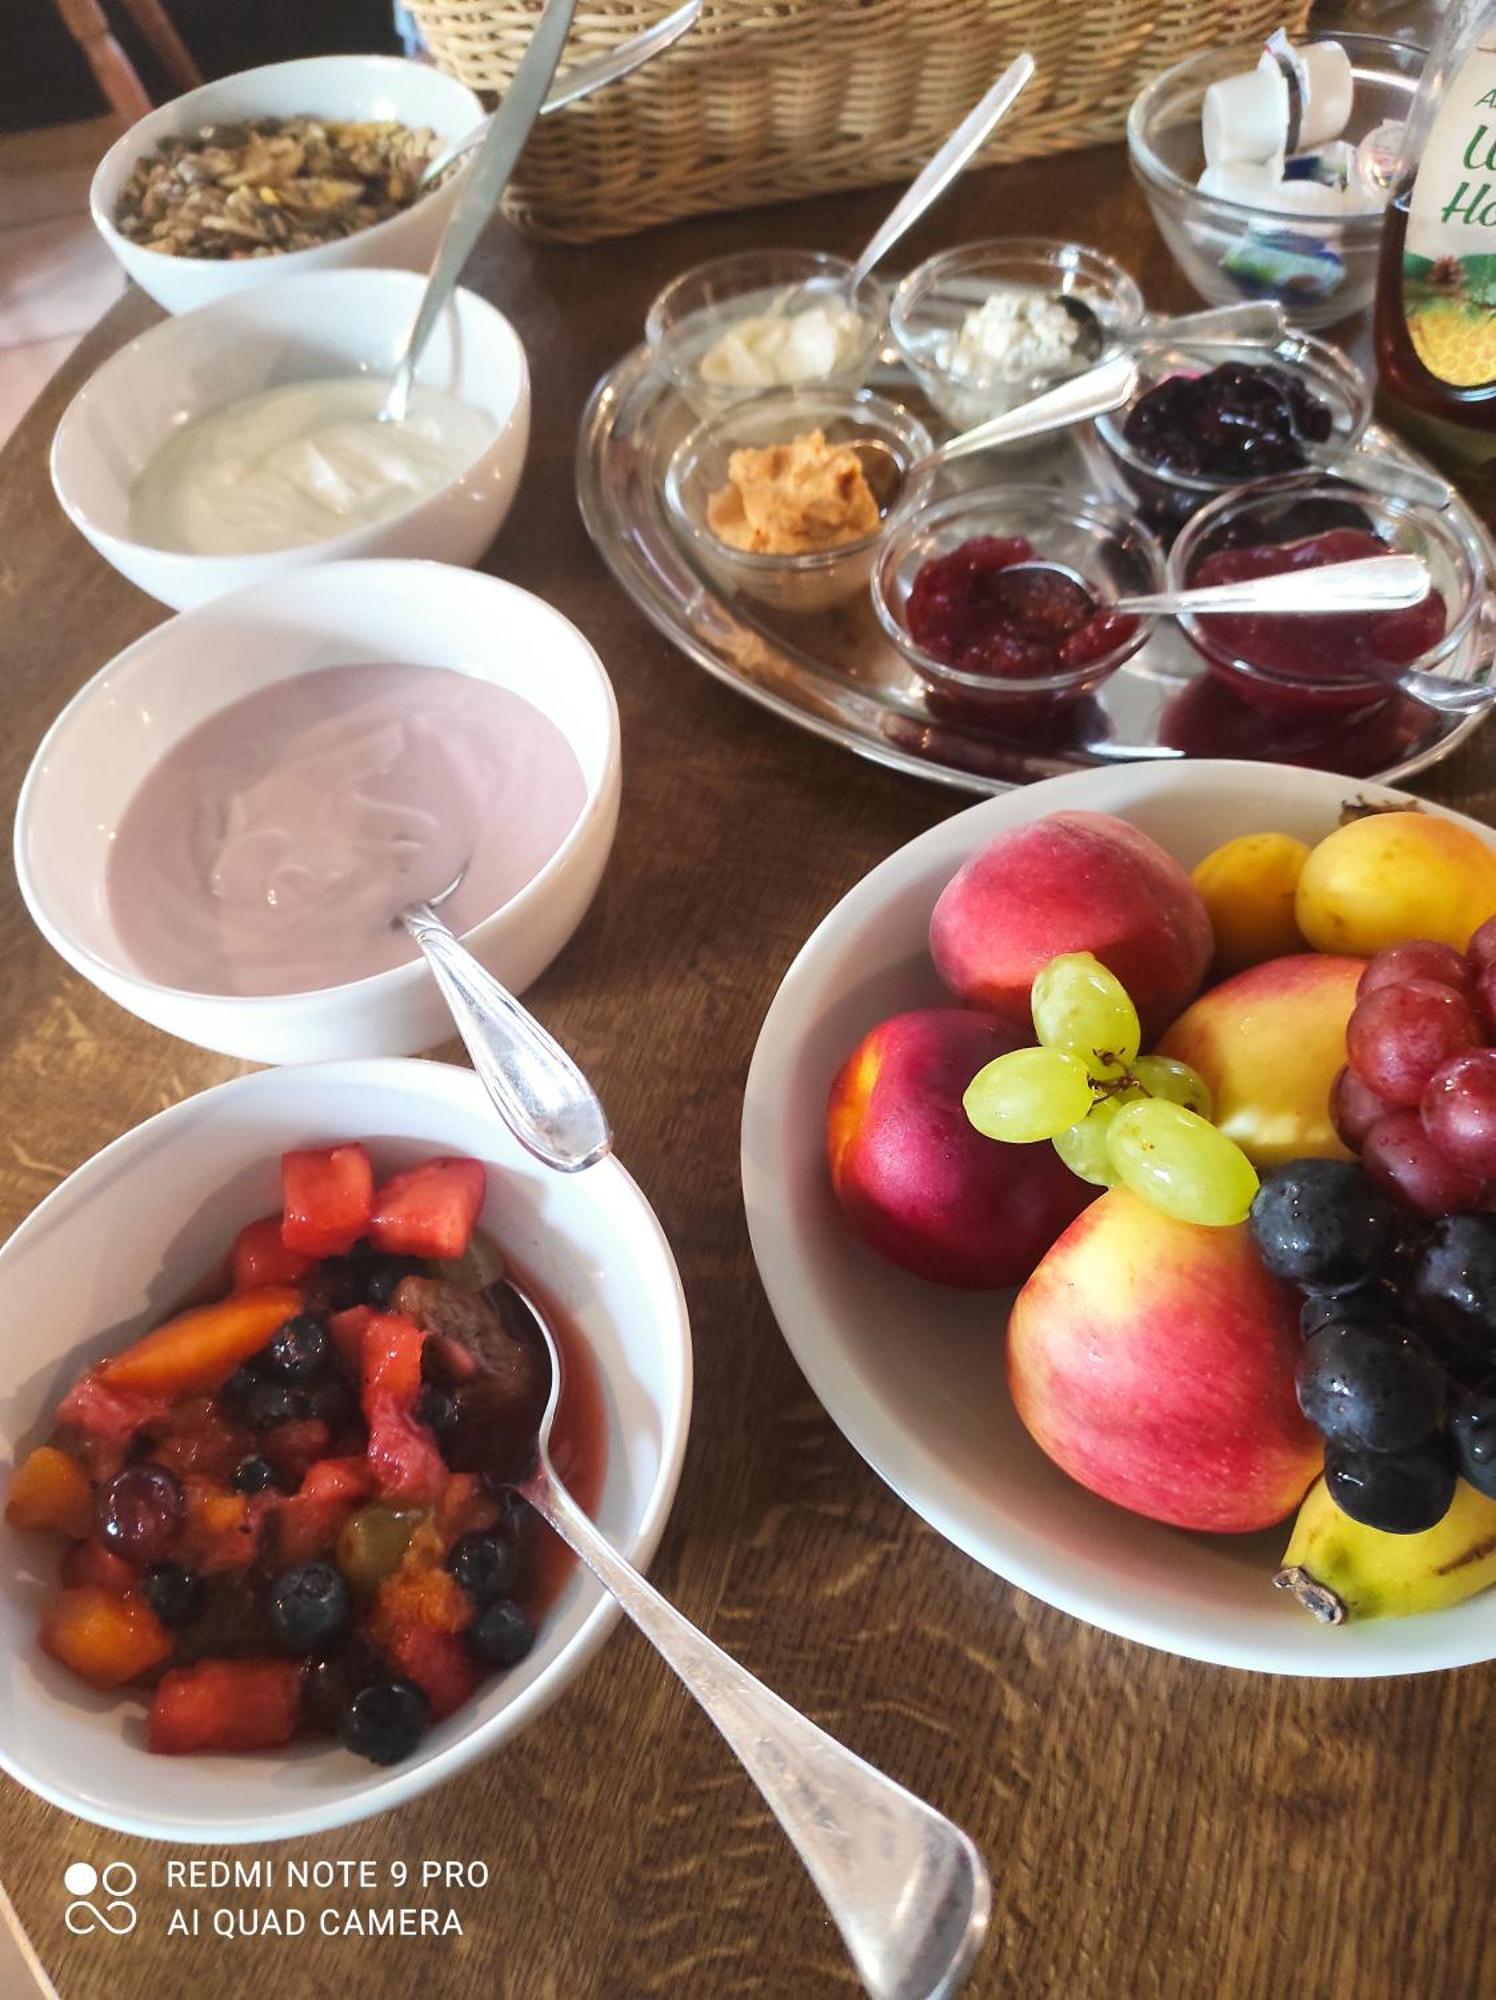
[1004,550,1433,619]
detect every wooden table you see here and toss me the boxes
[4,142,1496,2000]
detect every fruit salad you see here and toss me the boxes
[823,799,1496,1627]
[6,1143,596,1764]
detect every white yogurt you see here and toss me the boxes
[698,302,869,390]
[130,376,495,556]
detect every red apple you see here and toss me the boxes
[1008,1189,1320,1532]
[929,811,1212,1040]
[827,1009,1090,1289]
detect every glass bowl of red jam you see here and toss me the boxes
[872,485,1166,728]
[1092,332,1371,542]
[1169,477,1491,718]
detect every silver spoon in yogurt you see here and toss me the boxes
[398,867,611,1172]
[498,1273,992,2000]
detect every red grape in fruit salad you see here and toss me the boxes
[905,536,1137,684]
[1189,529,1448,714]
[5,1145,602,1767]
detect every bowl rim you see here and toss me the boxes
[888,235,1147,391]
[740,758,1496,1677]
[870,482,1164,695]
[1125,29,1428,226]
[1091,328,1373,500]
[48,268,527,577]
[13,558,621,1016]
[0,1056,694,1840]
[1166,472,1488,685]
[663,384,934,577]
[89,53,483,273]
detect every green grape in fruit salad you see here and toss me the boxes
[1053,1090,1138,1187]
[1108,1100,1260,1228]
[963,1046,1094,1143]
[1029,951,1140,1081]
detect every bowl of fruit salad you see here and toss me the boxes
[742,758,1496,1674]
[0,1059,691,1840]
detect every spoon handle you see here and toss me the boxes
[401,903,611,1173]
[926,350,1137,469]
[1145,300,1286,345]
[522,1465,991,2000]
[1122,552,1431,617]
[848,54,1035,290]
[1308,440,1454,510]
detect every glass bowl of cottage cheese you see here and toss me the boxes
[890,238,1145,431]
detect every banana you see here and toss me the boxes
[1275,1475,1496,1623]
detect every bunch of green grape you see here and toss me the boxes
[962,953,1259,1227]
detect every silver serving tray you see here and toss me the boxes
[576,341,1491,793]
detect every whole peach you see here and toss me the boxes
[827,1009,1091,1289]
[929,811,1213,1040]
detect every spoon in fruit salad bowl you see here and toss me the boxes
[397,868,611,1174]
[498,1275,992,2000]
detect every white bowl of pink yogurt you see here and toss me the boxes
[50,267,530,611]
[15,559,620,1063]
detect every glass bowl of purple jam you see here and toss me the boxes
[1168,475,1493,719]
[871,484,1166,729]
[1092,331,1371,541]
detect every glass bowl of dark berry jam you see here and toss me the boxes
[1170,476,1492,719]
[872,485,1165,728]
[1092,333,1371,541]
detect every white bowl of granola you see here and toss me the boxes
[91,56,483,316]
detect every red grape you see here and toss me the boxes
[1468,915,1496,973]
[1345,980,1482,1107]
[1357,940,1475,1001]
[1421,1049,1496,1177]
[1477,963,1496,1038]
[1362,1108,1486,1219]
[1331,1064,1393,1149]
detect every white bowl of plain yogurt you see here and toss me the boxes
[14,559,620,1064]
[50,267,530,610]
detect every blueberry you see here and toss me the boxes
[416,1383,457,1441]
[303,1639,382,1733]
[221,1363,263,1414]
[1451,1384,1496,1500]
[1324,1436,1457,1534]
[467,1599,535,1669]
[264,1313,330,1382]
[1410,1216,1496,1378]
[242,1379,316,1431]
[141,1562,206,1629]
[364,1258,423,1309]
[231,1455,282,1495]
[339,1679,431,1765]
[312,1250,376,1314]
[1296,1324,1445,1452]
[1250,1161,1400,1293]
[447,1531,520,1605]
[265,1561,351,1656]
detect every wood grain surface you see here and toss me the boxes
[3,141,1496,2000]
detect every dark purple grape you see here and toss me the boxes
[96,1465,183,1564]
[1324,1436,1456,1534]
[1409,1215,1496,1377]
[1296,1323,1445,1452]
[1249,1160,1400,1293]
[1299,1284,1403,1340]
[1451,1384,1496,1500]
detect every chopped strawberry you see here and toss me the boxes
[299,1456,376,1507]
[361,1312,426,1406]
[379,1622,477,1720]
[62,1541,139,1595]
[232,1216,315,1293]
[41,1586,172,1688]
[6,1445,96,1538]
[361,1313,445,1504]
[57,1374,169,1442]
[368,1157,486,1261]
[328,1305,375,1374]
[149,1659,303,1755]
[99,1288,301,1397]
[260,1419,331,1488]
[281,1144,374,1257]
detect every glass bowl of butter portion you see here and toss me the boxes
[647,250,888,420]
[891,237,1145,431]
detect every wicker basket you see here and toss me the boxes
[406,0,1313,243]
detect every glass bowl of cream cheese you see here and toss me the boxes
[646,250,888,420]
[890,238,1145,431]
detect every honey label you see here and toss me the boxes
[1404,39,1496,388]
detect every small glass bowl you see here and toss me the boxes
[1169,476,1491,718]
[872,485,1166,728]
[1127,33,1425,330]
[663,386,934,617]
[1093,329,1372,543]
[645,250,887,421]
[890,237,1145,431]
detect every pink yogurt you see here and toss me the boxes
[107,660,588,996]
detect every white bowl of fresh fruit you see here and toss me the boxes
[742,759,1496,1675]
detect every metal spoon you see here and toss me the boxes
[501,1274,992,2000]
[398,867,610,1173]
[1013,550,1433,618]
[379,0,579,426]
[417,0,702,191]
[1052,297,1287,366]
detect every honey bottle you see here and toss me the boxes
[1374,0,1496,465]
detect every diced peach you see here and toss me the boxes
[231,1216,315,1293]
[178,1477,259,1573]
[40,1586,172,1688]
[6,1446,95,1539]
[99,1287,301,1396]
[62,1541,139,1594]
